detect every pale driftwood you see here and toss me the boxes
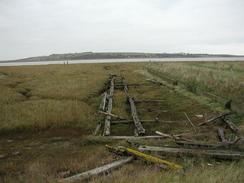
[103,77,115,136]
[217,128,227,143]
[128,96,145,135]
[104,136,165,140]
[99,92,107,111]
[184,112,197,132]
[198,112,232,126]
[58,157,133,183]
[138,145,244,160]
[221,118,240,134]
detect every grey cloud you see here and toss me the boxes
[0,0,243,60]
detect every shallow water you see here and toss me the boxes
[0,57,244,67]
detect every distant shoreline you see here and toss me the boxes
[1,57,244,67]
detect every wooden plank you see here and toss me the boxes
[58,157,133,183]
[104,136,164,140]
[103,77,115,136]
[128,96,145,135]
[138,145,244,160]
[99,92,107,111]
[198,112,232,126]
[106,145,182,170]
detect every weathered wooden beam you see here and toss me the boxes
[198,112,232,126]
[105,145,182,170]
[104,136,164,140]
[58,157,133,183]
[111,119,187,124]
[103,77,115,136]
[217,128,227,143]
[99,92,107,111]
[127,96,146,135]
[138,145,244,160]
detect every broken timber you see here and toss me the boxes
[106,145,182,170]
[58,157,133,183]
[221,118,240,134]
[103,76,115,136]
[99,92,107,111]
[124,84,145,135]
[138,145,244,160]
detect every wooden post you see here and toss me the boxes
[103,77,115,136]
[58,157,133,183]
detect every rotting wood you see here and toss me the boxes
[105,145,182,170]
[198,112,232,126]
[58,157,133,183]
[103,76,115,136]
[138,145,244,160]
[104,136,165,140]
[99,92,107,111]
[127,96,146,135]
[123,83,145,135]
[221,118,240,134]
[217,128,227,143]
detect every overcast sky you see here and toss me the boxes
[0,0,244,60]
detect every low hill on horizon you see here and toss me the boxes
[2,52,243,63]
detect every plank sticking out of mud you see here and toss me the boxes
[58,157,133,183]
[103,76,115,136]
[138,145,244,160]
